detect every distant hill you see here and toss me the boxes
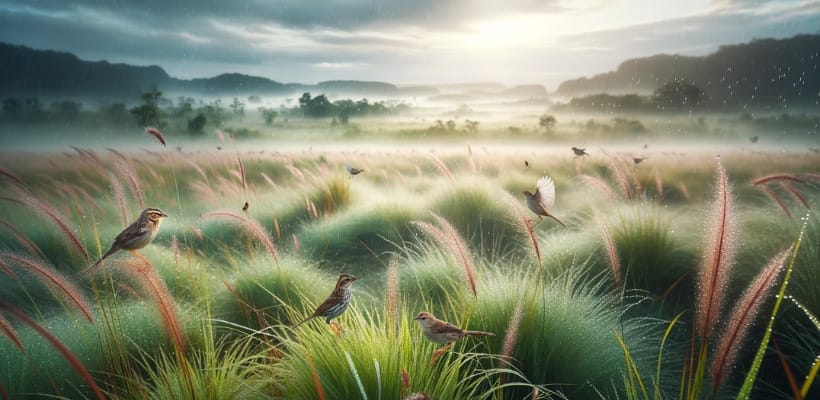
[555,34,820,109]
[0,42,546,101]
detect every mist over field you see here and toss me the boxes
[0,3,819,399]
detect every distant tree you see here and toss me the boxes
[539,114,557,132]
[445,120,456,131]
[230,97,245,117]
[258,107,278,125]
[51,100,82,120]
[464,119,479,134]
[202,99,224,128]
[188,113,207,134]
[173,97,195,117]
[653,81,704,110]
[300,93,333,117]
[2,98,22,118]
[130,89,162,127]
[24,98,45,119]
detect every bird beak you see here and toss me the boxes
[160,212,169,218]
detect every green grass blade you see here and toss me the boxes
[736,214,808,400]
[345,351,369,400]
[801,356,820,399]
[655,312,684,400]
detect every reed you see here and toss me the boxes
[2,253,94,322]
[145,127,167,147]
[200,210,279,265]
[710,248,790,393]
[695,162,736,340]
[429,154,455,181]
[15,188,90,261]
[413,213,478,297]
[597,214,621,284]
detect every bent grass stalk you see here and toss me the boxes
[736,213,809,400]
[0,301,105,400]
[200,210,279,267]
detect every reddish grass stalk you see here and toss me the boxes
[109,172,130,226]
[761,185,792,220]
[0,259,15,277]
[305,352,327,400]
[598,215,622,284]
[171,235,180,266]
[413,214,477,297]
[273,218,281,239]
[0,313,22,351]
[499,191,542,266]
[500,299,523,370]
[606,155,633,200]
[237,155,247,193]
[429,154,455,181]
[695,162,736,340]
[466,145,477,174]
[199,211,279,264]
[0,167,27,190]
[286,164,305,181]
[2,253,94,322]
[0,301,105,400]
[780,182,809,209]
[653,167,664,201]
[260,172,277,189]
[119,258,185,352]
[144,127,167,146]
[710,248,790,392]
[185,159,209,182]
[751,173,803,186]
[15,188,90,261]
[677,181,691,202]
[291,233,301,254]
[117,159,145,209]
[0,220,47,260]
[578,174,618,201]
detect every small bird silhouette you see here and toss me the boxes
[572,147,589,158]
[242,201,249,211]
[293,274,358,334]
[633,157,648,165]
[413,311,495,364]
[750,136,759,144]
[524,160,529,167]
[344,164,364,176]
[522,176,566,227]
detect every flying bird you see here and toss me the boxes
[572,147,589,158]
[344,164,364,176]
[522,176,566,227]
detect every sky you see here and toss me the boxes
[1,0,819,89]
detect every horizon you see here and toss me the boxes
[1,1,819,90]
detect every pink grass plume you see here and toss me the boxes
[144,127,166,147]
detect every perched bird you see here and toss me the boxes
[86,208,168,272]
[293,274,358,333]
[522,176,566,227]
[242,201,249,212]
[633,157,648,165]
[572,147,588,158]
[413,311,495,363]
[344,164,364,176]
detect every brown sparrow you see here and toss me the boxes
[413,311,494,363]
[293,274,358,333]
[86,208,167,271]
[522,176,566,227]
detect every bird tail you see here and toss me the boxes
[291,315,315,329]
[79,247,116,277]
[549,214,567,228]
[463,330,495,337]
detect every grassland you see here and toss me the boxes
[0,110,817,399]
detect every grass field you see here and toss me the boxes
[0,110,818,399]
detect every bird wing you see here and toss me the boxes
[534,176,557,210]
[431,321,463,335]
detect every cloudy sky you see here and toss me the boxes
[1,0,818,89]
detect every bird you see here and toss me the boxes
[242,201,249,211]
[633,157,648,165]
[572,147,588,158]
[293,274,358,333]
[344,164,364,176]
[524,160,530,167]
[85,208,168,273]
[522,176,566,227]
[413,311,495,364]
